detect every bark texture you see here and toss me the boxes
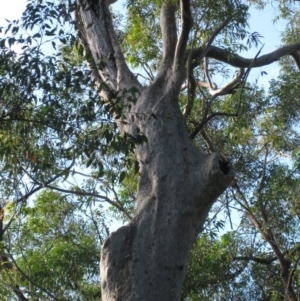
[100,82,233,301]
[75,0,300,300]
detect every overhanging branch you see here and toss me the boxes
[45,185,132,221]
[194,43,300,69]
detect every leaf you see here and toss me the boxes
[32,32,41,39]
[119,171,127,183]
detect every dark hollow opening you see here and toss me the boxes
[219,159,230,175]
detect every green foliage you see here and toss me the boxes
[123,0,162,70]
[1,0,300,300]
[1,190,105,300]
[0,1,143,299]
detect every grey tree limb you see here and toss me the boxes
[191,43,300,69]
[174,0,192,68]
[76,0,141,92]
[160,2,177,67]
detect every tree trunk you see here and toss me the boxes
[75,1,233,300]
[100,80,233,301]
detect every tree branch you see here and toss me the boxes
[174,0,192,67]
[233,255,277,265]
[190,111,237,140]
[5,248,59,301]
[75,0,141,92]
[13,285,30,301]
[200,129,216,153]
[203,57,217,90]
[257,147,269,223]
[287,254,300,291]
[194,43,300,69]
[189,16,233,68]
[160,2,177,66]
[75,1,117,89]
[182,72,196,119]
[45,185,132,221]
[291,51,300,69]
[210,67,245,96]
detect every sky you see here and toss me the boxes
[0,0,27,23]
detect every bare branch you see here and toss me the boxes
[210,67,245,96]
[233,255,277,265]
[75,0,141,92]
[203,57,217,90]
[181,80,214,91]
[200,129,216,153]
[291,51,300,69]
[174,0,193,67]
[197,43,300,69]
[267,151,291,163]
[182,72,196,119]
[257,147,269,223]
[160,2,177,66]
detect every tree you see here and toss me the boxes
[74,1,300,300]
[1,0,300,300]
[0,190,104,301]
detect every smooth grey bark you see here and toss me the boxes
[75,0,300,300]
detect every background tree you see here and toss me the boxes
[1,190,105,301]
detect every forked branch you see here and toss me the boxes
[75,0,141,93]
